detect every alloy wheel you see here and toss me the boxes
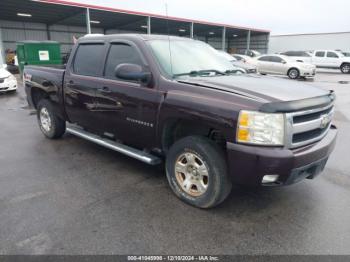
[174,152,209,197]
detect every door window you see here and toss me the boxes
[73,44,105,76]
[270,56,284,63]
[104,44,143,80]
[327,52,339,58]
[258,56,272,62]
[315,51,325,57]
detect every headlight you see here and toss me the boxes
[236,110,285,146]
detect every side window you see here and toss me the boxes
[73,44,105,76]
[315,51,325,57]
[327,52,339,58]
[270,56,283,63]
[258,56,271,62]
[105,44,143,80]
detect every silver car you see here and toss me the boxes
[256,54,316,79]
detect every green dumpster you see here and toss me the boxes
[16,41,62,75]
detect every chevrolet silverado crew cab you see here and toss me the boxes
[24,34,337,208]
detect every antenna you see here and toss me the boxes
[165,2,174,78]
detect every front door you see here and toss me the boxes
[271,56,288,75]
[93,42,164,149]
[325,51,340,68]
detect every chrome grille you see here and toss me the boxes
[285,103,334,148]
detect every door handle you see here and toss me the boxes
[98,86,112,94]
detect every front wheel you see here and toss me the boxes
[37,99,66,139]
[165,136,232,208]
[288,68,300,79]
[340,63,350,74]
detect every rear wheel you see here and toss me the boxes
[288,68,300,79]
[165,136,232,208]
[37,99,66,139]
[340,63,350,74]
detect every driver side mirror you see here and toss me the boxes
[115,63,152,86]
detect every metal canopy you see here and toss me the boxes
[0,0,270,54]
[0,0,84,25]
[0,0,268,38]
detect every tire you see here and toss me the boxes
[340,63,350,74]
[37,99,66,139]
[165,136,232,208]
[288,68,300,79]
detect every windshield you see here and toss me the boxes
[148,39,236,77]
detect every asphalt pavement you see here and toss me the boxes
[0,71,349,255]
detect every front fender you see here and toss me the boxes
[157,90,238,146]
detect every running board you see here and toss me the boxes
[66,126,161,165]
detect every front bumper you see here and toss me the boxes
[226,126,337,186]
[300,68,316,77]
[0,79,17,92]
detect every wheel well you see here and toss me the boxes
[341,62,350,67]
[288,67,299,74]
[162,119,226,152]
[31,88,49,109]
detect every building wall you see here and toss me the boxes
[269,32,350,53]
[229,33,269,54]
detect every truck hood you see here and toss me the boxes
[341,57,350,63]
[178,74,328,103]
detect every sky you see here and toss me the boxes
[70,0,350,35]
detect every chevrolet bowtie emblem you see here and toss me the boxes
[320,113,331,129]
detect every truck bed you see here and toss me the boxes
[24,65,65,89]
[24,65,66,112]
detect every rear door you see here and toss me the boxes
[64,42,107,130]
[257,56,273,73]
[312,51,326,67]
[93,41,164,149]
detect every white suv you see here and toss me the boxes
[256,54,316,79]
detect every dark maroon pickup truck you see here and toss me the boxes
[24,34,337,208]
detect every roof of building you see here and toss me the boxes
[37,0,270,33]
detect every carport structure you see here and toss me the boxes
[0,0,270,56]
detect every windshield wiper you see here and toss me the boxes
[173,69,226,78]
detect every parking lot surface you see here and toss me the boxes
[0,72,350,255]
